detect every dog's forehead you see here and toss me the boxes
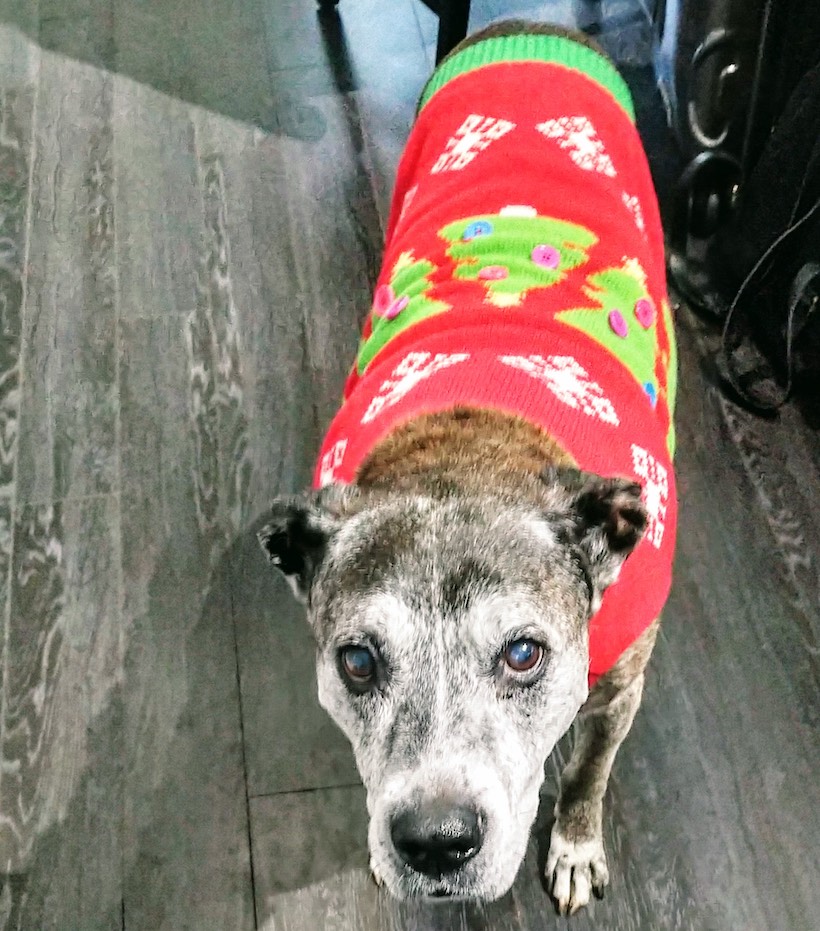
[334,495,555,585]
[314,494,586,644]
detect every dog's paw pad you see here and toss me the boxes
[545,828,609,916]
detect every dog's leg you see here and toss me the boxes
[545,617,660,916]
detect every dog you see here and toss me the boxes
[258,20,677,916]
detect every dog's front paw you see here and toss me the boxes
[544,826,609,916]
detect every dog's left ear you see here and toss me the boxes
[256,485,362,602]
[544,466,647,612]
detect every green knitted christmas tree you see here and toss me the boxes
[557,258,673,444]
[440,207,597,307]
[356,250,450,374]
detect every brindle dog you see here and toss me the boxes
[258,21,666,917]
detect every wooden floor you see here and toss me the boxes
[0,1,818,928]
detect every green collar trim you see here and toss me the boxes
[419,34,635,122]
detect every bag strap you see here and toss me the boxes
[720,134,820,411]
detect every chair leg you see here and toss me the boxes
[435,0,471,62]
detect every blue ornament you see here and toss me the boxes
[462,219,493,241]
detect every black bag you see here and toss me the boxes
[708,61,820,414]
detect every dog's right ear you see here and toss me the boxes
[541,466,647,613]
[257,485,361,602]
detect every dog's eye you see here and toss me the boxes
[340,646,376,684]
[503,638,543,673]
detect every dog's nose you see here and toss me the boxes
[390,801,483,877]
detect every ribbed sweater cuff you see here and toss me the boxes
[419,33,635,122]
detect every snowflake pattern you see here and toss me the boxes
[621,192,645,232]
[398,184,418,224]
[498,354,620,426]
[318,439,348,487]
[431,114,516,174]
[631,444,669,548]
[535,116,616,177]
[361,351,470,424]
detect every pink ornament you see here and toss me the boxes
[531,244,560,269]
[373,284,395,314]
[383,295,409,320]
[478,265,509,281]
[634,298,656,328]
[608,310,628,338]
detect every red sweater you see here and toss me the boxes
[314,35,677,684]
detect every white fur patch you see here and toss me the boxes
[521,514,557,549]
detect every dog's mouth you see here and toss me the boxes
[424,887,471,901]
[385,856,503,902]
[393,870,512,903]
[403,873,480,901]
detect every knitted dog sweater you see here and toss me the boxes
[314,35,678,685]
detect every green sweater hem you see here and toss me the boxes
[419,33,635,122]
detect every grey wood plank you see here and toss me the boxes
[186,111,319,511]
[110,76,352,805]
[0,80,34,500]
[233,535,360,796]
[15,51,118,505]
[26,0,277,132]
[113,0,278,132]
[0,73,33,784]
[642,310,820,929]
[37,0,116,72]
[683,313,820,645]
[220,91,382,796]
[118,315,254,928]
[0,11,39,87]
[112,81,204,323]
[251,785,378,931]
[0,27,35,912]
[261,0,335,74]
[112,53,266,931]
[0,495,123,931]
[269,92,382,436]
[114,90,333,920]
[351,82,420,232]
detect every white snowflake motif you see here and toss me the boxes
[621,192,646,232]
[431,114,516,174]
[631,444,669,548]
[398,185,418,223]
[318,439,348,487]
[535,116,617,177]
[361,352,470,424]
[498,354,620,426]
